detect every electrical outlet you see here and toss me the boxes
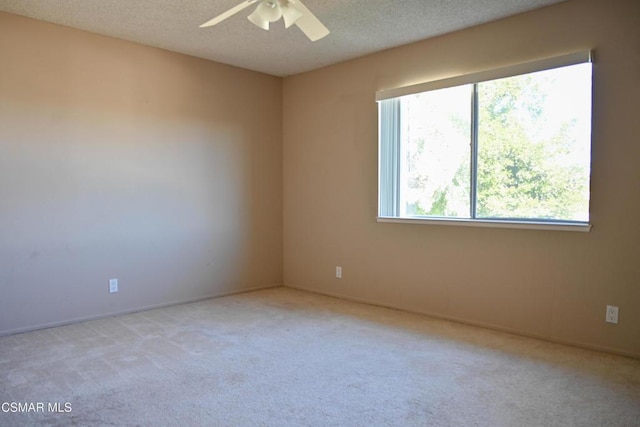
[109,279,118,294]
[336,266,342,279]
[605,305,619,324]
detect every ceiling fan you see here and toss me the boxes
[200,0,329,42]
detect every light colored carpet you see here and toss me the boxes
[1,287,639,426]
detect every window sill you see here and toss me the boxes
[376,216,592,232]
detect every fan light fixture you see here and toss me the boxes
[248,1,280,30]
[282,4,303,28]
[248,1,303,31]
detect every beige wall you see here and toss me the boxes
[283,0,640,357]
[0,13,283,334]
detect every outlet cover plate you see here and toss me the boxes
[606,305,619,324]
[109,279,118,293]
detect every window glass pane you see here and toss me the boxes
[476,64,592,221]
[399,85,472,218]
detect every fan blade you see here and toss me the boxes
[291,0,329,41]
[200,0,259,28]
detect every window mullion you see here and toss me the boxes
[470,84,479,219]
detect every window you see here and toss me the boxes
[377,52,593,231]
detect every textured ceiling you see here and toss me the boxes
[0,0,566,76]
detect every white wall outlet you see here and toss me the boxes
[336,266,342,279]
[605,305,619,324]
[109,278,118,293]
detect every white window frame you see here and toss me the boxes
[376,51,593,232]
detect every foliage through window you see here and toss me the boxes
[378,54,592,226]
